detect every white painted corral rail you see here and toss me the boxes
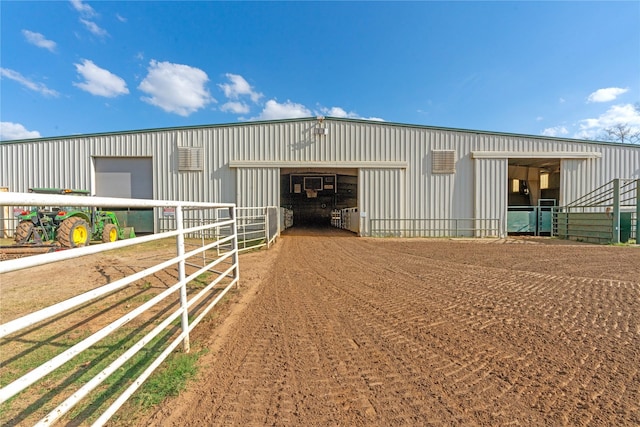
[0,191,240,426]
[158,206,283,254]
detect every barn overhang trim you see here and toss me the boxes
[229,161,408,169]
[471,151,602,159]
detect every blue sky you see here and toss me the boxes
[1,1,639,141]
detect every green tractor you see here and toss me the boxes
[14,188,135,249]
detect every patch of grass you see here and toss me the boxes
[236,237,266,253]
[1,280,235,425]
[609,240,638,246]
[132,348,205,409]
[1,256,234,425]
[191,272,212,289]
[138,281,152,291]
[0,319,181,425]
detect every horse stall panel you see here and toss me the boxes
[555,212,618,243]
[507,208,536,233]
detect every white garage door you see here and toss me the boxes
[94,157,153,199]
[94,157,154,233]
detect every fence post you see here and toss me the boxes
[175,205,190,353]
[265,207,270,249]
[229,206,240,289]
[636,179,640,242]
[612,178,620,244]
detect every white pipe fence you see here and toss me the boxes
[158,206,285,254]
[0,191,239,426]
[330,207,359,233]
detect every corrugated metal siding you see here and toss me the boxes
[359,168,405,236]
[236,167,280,208]
[0,140,92,191]
[2,118,639,236]
[402,129,469,233]
[474,158,508,237]
[561,147,640,205]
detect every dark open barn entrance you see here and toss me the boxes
[280,168,358,228]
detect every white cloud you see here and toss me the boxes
[70,0,107,38]
[218,73,262,103]
[587,87,628,103]
[0,68,59,97]
[116,14,127,23]
[0,122,41,141]
[541,126,568,137]
[221,101,250,114]
[252,100,312,120]
[22,30,56,52]
[80,18,108,38]
[559,98,566,104]
[70,0,96,17]
[575,103,640,139]
[138,60,214,116]
[73,59,128,97]
[213,72,382,121]
[323,106,358,118]
[320,106,384,121]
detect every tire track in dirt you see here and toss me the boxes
[352,240,640,425]
[306,240,547,424]
[143,235,640,426]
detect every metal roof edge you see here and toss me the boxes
[1,116,639,149]
[324,117,640,148]
[0,117,320,145]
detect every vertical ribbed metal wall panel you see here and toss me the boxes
[561,146,640,205]
[236,167,279,208]
[0,139,92,191]
[2,119,639,233]
[359,168,405,236]
[474,158,508,237]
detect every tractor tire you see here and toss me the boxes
[102,223,118,243]
[15,221,35,243]
[57,217,90,248]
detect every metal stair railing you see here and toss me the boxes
[553,179,639,244]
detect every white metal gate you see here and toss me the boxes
[0,192,239,426]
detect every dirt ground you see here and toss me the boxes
[2,231,640,426]
[140,230,639,426]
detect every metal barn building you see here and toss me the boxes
[1,117,639,238]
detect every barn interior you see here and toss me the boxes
[507,158,561,235]
[280,168,358,227]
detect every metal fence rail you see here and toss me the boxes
[369,218,500,238]
[158,206,283,253]
[0,192,239,426]
[552,178,639,244]
[331,207,360,234]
